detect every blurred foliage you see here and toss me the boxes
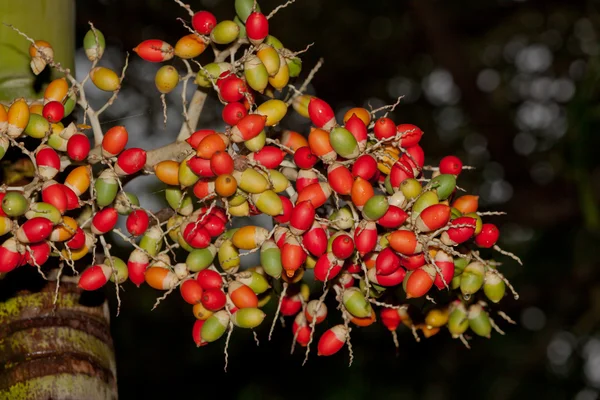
[56,0,600,398]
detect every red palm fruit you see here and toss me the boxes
[218,75,247,103]
[433,250,454,290]
[42,101,64,123]
[293,146,318,169]
[281,235,306,277]
[292,313,312,347]
[308,98,336,131]
[377,205,408,229]
[344,114,368,151]
[0,193,6,217]
[66,227,86,250]
[327,163,353,195]
[127,249,149,287]
[91,207,118,235]
[102,126,128,157]
[400,253,425,271]
[400,144,425,176]
[475,223,500,248]
[452,195,479,214]
[295,169,318,192]
[318,325,347,356]
[197,133,228,159]
[36,146,60,180]
[396,124,423,148]
[193,179,215,199]
[381,308,401,331]
[346,262,361,274]
[231,114,266,142]
[222,102,247,126]
[66,133,90,161]
[228,281,259,309]
[439,155,462,175]
[302,221,328,257]
[415,204,451,232]
[281,293,302,316]
[296,182,332,209]
[352,154,377,181]
[274,226,290,248]
[308,128,336,163]
[210,151,234,175]
[338,271,354,288]
[281,130,309,153]
[0,239,23,272]
[133,39,174,62]
[115,148,146,175]
[390,160,414,188]
[181,279,204,304]
[388,229,422,255]
[354,220,377,256]
[274,195,293,224]
[246,12,269,46]
[351,177,374,210]
[200,215,225,237]
[197,269,223,290]
[201,288,227,311]
[16,217,54,243]
[192,319,208,347]
[249,146,285,169]
[24,241,51,267]
[42,180,67,214]
[441,216,476,245]
[192,11,217,35]
[188,157,215,178]
[79,264,112,291]
[405,265,436,298]
[182,223,211,249]
[374,117,396,140]
[126,210,149,236]
[289,200,315,235]
[331,234,354,260]
[367,265,406,286]
[376,247,401,276]
[305,300,328,324]
[63,185,80,210]
[314,252,343,281]
[186,129,215,150]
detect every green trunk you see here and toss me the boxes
[0,2,118,399]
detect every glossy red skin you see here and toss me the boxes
[234,114,266,141]
[317,328,345,356]
[210,151,234,175]
[42,101,64,123]
[446,216,476,244]
[405,268,434,298]
[390,160,414,188]
[400,253,425,271]
[117,148,147,175]
[92,207,118,234]
[0,193,5,216]
[331,234,354,260]
[192,319,208,347]
[376,247,401,276]
[352,154,377,181]
[78,265,109,291]
[354,222,377,256]
[62,185,80,210]
[24,241,50,267]
[127,260,148,287]
[36,147,60,170]
[344,114,368,145]
[180,280,204,305]
[198,215,225,238]
[295,170,318,193]
[293,147,318,169]
[20,217,54,242]
[187,157,215,177]
[197,269,223,290]
[134,40,173,62]
[381,308,401,331]
[218,75,247,103]
[292,318,312,347]
[327,164,353,195]
[396,124,423,148]
[274,195,293,224]
[373,117,396,140]
[42,183,67,214]
[345,262,361,274]
[0,246,22,273]
[302,224,328,257]
[186,129,215,150]
[67,134,91,161]
[252,146,285,169]
[373,266,406,286]
[439,155,463,175]
[183,224,211,249]
[66,227,86,249]
[126,210,149,236]
[377,206,408,229]
[475,223,500,248]
[290,201,315,233]
[418,204,451,231]
[222,102,247,126]
[308,98,335,129]
[201,288,226,311]
[314,253,342,282]
[246,12,269,41]
[192,11,217,35]
[280,295,302,316]
[433,261,454,290]
[400,145,425,174]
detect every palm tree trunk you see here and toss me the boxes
[0,1,118,398]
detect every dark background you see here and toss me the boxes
[69,0,600,398]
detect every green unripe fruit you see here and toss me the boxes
[329,127,359,159]
[83,28,105,61]
[235,0,261,22]
[465,212,483,235]
[430,174,456,200]
[286,56,302,78]
[359,278,385,298]
[231,307,265,328]
[343,287,372,318]
[155,65,179,94]
[411,191,439,219]
[451,275,461,290]
[362,195,390,221]
[201,311,229,342]
[448,302,469,338]
[329,206,353,230]
[244,56,269,93]
[228,192,247,207]
[450,207,462,220]
[94,169,119,207]
[24,113,51,139]
[233,16,247,39]
[165,187,193,216]
[454,256,470,275]
[265,35,283,50]
[47,133,68,151]
[90,67,120,92]
[483,271,506,303]
[468,304,492,338]
[400,178,421,199]
[260,240,282,279]
[384,175,394,195]
[179,155,200,188]
[2,192,28,217]
[25,202,62,224]
[0,136,8,161]
[115,192,139,215]
[265,169,289,193]
[195,63,230,88]
[140,226,163,257]
[218,239,240,272]
[460,261,485,297]
[244,130,266,152]
[210,21,240,45]
[250,190,283,216]
[186,246,217,272]
[108,257,128,284]
[236,270,270,294]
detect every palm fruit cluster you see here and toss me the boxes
[0,0,520,365]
